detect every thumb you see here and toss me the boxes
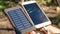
[48,29,54,34]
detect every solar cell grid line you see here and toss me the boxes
[8,11,25,30]
[8,13,24,31]
[13,9,26,29]
[15,8,32,28]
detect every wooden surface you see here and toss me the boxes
[41,6,57,18]
[47,25,60,33]
[0,30,15,34]
[0,13,16,34]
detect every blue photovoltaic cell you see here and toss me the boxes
[8,8,32,31]
[24,3,49,25]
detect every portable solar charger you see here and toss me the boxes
[4,6,36,34]
[21,1,51,29]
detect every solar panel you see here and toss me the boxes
[8,8,32,31]
[23,3,49,25]
[4,7,35,34]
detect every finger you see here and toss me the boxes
[48,29,54,34]
[26,32,30,34]
[39,28,48,34]
[30,31,36,34]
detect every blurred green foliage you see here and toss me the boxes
[0,0,16,17]
[50,13,60,28]
[36,0,51,4]
[36,0,58,6]
[42,0,51,5]
[0,0,15,11]
[35,0,42,3]
[0,11,4,16]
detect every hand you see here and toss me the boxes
[39,28,54,34]
[39,28,47,34]
[26,28,54,34]
[26,31,36,34]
